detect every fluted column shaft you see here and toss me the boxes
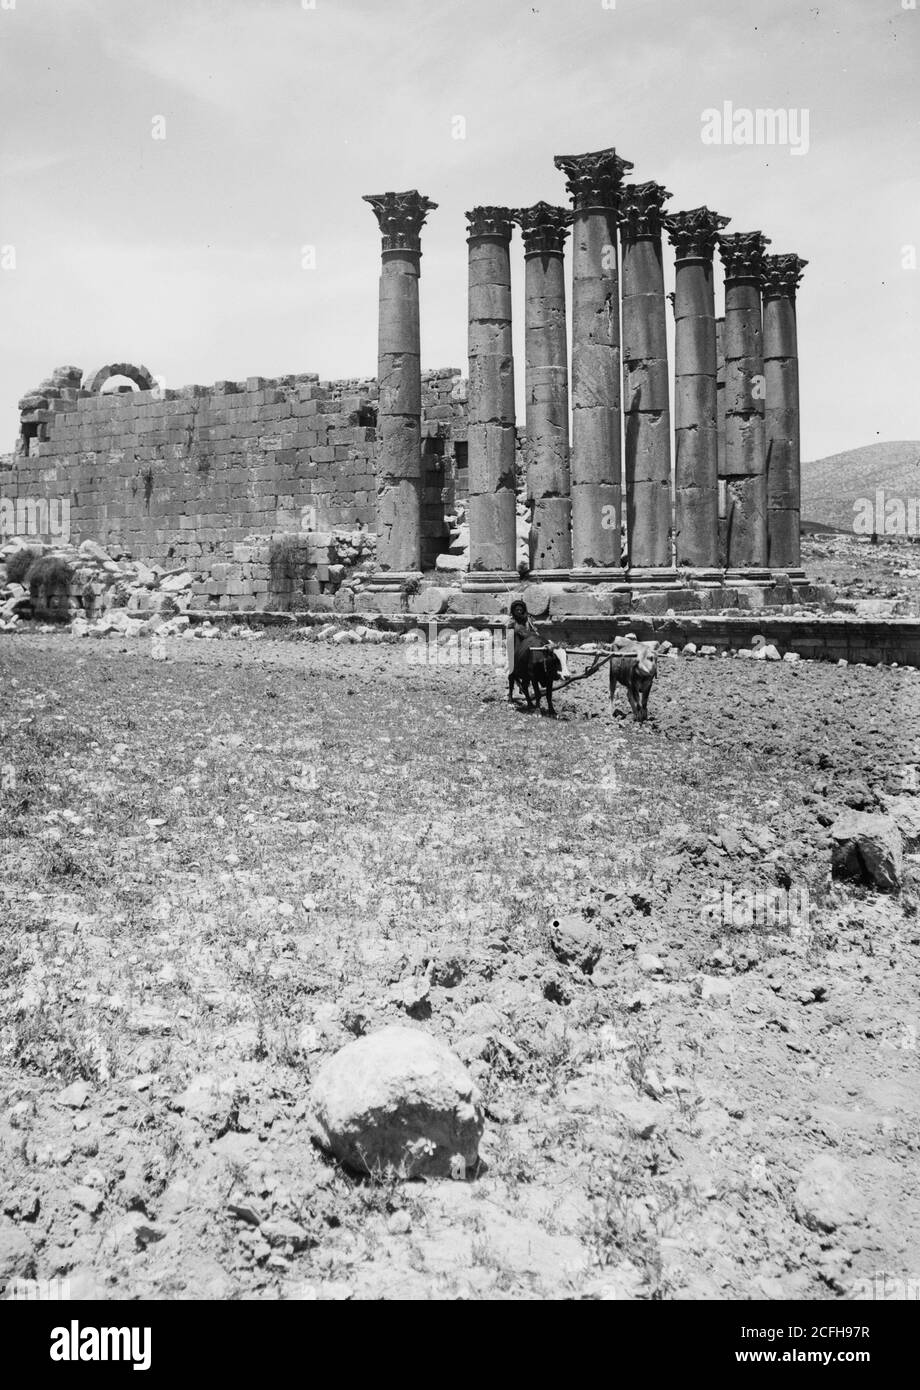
[716,316,727,565]
[554,147,633,569]
[666,208,730,569]
[720,231,770,569]
[620,181,672,568]
[514,202,572,571]
[762,254,807,569]
[466,208,517,572]
[363,190,437,573]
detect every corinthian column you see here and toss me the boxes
[719,231,771,571]
[512,202,573,573]
[553,147,632,572]
[465,207,518,575]
[665,207,730,571]
[619,180,673,570]
[761,253,807,570]
[362,189,437,574]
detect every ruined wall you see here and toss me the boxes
[6,365,468,575]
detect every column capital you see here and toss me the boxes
[362,189,438,253]
[761,252,808,297]
[619,181,671,241]
[466,206,515,241]
[512,201,572,255]
[553,146,634,211]
[665,206,730,262]
[719,231,771,282]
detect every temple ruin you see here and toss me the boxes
[2,145,811,618]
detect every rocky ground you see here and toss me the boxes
[801,534,920,616]
[1,631,919,1300]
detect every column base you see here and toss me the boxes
[528,568,581,583]
[674,567,724,586]
[461,571,521,593]
[626,568,686,590]
[568,567,631,586]
[724,567,773,584]
[363,571,423,593]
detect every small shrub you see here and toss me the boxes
[5,547,41,585]
[28,555,74,617]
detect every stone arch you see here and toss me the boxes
[83,363,157,394]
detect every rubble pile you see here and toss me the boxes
[0,536,194,635]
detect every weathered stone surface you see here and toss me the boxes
[720,233,770,568]
[762,254,807,568]
[665,208,729,568]
[364,191,437,572]
[548,914,603,974]
[307,1026,484,1177]
[554,149,632,569]
[466,210,517,572]
[0,1221,35,1283]
[882,794,920,846]
[513,203,572,571]
[620,182,672,569]
[794,1155,867,1232]
[408,586,451,615]
[830,810,903,892]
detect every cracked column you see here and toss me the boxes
[716,316,727,565]
[553,147,632,572]
[719,231,771,571]
[619,180,673,571]
[512,202,573,573]
[762,253,808,571]
[465,207,518,575]
[362,189,437,574]
[665,207,730,571]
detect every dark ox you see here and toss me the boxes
[508,638,569,717]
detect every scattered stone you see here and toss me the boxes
[794,1155,867,1233]
[387,1210,412,1235]
[830,811,903,892]
[70,1185,104,1215]
[227,1201,263,1227]
[260,1217,310,1250]
[56,1079,91,1109]
[697,976,734,1004]
[170,1072,235,1120]
[0,1221,34,1282]
[882,794,920,846]
[548,914,602,974]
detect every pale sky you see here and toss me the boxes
[1,0,918,459]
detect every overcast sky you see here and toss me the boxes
[1,0,917,459]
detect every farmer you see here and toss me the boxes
[508,598,541,667]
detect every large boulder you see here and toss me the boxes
[830,810,903,893]
[307,1026,484,1178]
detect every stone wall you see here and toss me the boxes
[5,365,468,578]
